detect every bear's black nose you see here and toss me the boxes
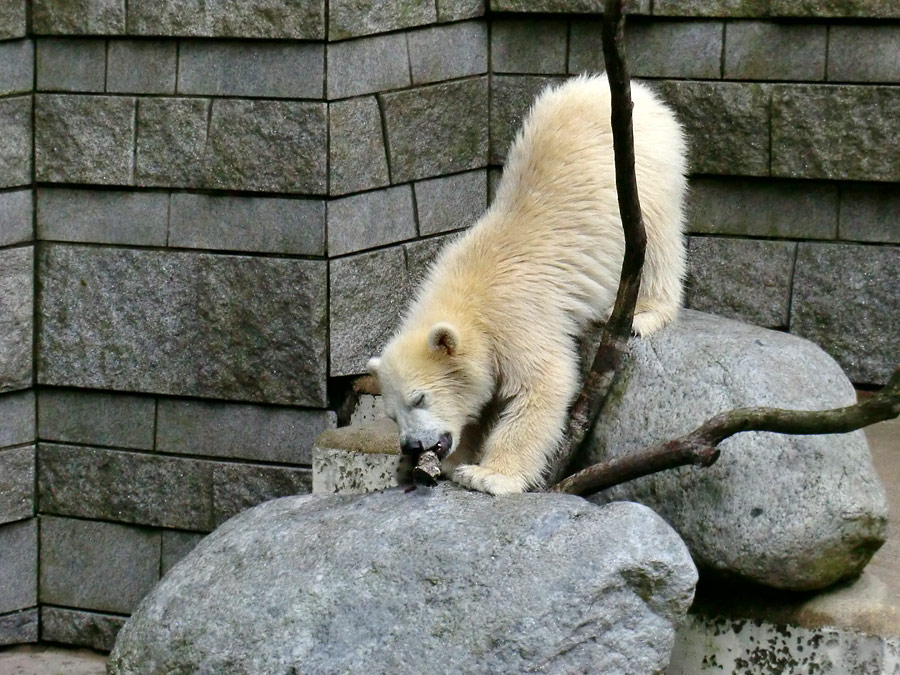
[401,439,424,456]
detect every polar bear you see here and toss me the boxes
[367,75,687,495]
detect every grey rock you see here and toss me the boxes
[328,96,390,196]
[0,0,27,39]
[653,80,771,176]
[769,0,900,18]
[491,18,568,74]
[685,236,795,328]
[108,488,697,675]
[168,193,326,255]
[39,516,160,614]
[492,0,650,12]
[381,77,489,183]
[38,389,156,449]
[583,310,890,590]
[40,607,126,652]
[725,22,826,81]
[828,25,900,83]
[628,19,723,79]
[415,170,486,235]
[156,398,335,465]
[107,40,177,94]
[840,183,900,244]
[134,97,209,188]
[791,243,900,385]
[38,443,215,530]
[36,38,106,92]
[37,188,169,246]
[0,608,37,646]
[326,33,410,100]
[0,246,32,393]
[327,185,417,256]
[212,463,312,526]
[0,519,36,614]
[0,189,33,247]
[772,85,900,181]
[32,0,125,34]
[653,0,769,15]
[34,94,135,185]
[490,75,563,164]
[405,234,452,291]
[408,21,488,85]
[568,20,606,74]
[177,41,324,99]
[38,245,328,406]
[686,177,838,239]
[0,40,33,95]
[161,531,204,575]
[0,446,34,525]
[0,390,35,449]
[0,96,32,188]
[329,0,436,40]
[437,0,485,21]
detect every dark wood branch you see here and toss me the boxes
[547,0,647,484]
[551,366,900,496]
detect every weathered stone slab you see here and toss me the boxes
[33,0,125,34]
[312,419,408,494]
[840,183,900,244]
[415,170,486,235]
[0,0,27,39]
[0,390,35,449]
[405,235,451,290]
[490,75,563,164]
[828,25,900,83]
[38,443,215,530]
[36,38,106,92]
[0,190,32,248]
[0,246,32,393]
[407,21,487,85]
[381,77,489,183]
[0,608,37,646]
[38,245,327,406]
[38,390,156,449]
[584,310,889,590]
[652,0,767,15]
[0,96,32,188]
[328,96,390,195]
[772,85,900,181]
[567,19,605,74]
[156,399,334,465]
[629,19,723,79]
[725,21,826,80]
[41,607,126,652]
[134,97,208,188]
[0,40,33,95]
[107,40,177,94]
[791,243,900,385]
[491,18,568,74]
[0,519,36,614]
[108,488,697,674]
[492,0,650,12]
[39,516,160,614]
[35,94,135,185]
[437,0,485,21]
[328,0,436,40]
[769,0,900,18]
[161,531,204,575]
[327,185,416,256]
[326,33,410,100]
[212,464,312,526]
[0,446,34,525]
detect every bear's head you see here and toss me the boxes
[367,321,494,459]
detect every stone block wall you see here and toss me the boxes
[0,0,898,651]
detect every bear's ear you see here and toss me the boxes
[366,357,382,375]
[427,322,460,357]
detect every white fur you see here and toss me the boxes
[370,75,687,495]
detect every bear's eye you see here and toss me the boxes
[410,393,426,408]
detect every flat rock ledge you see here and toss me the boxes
[108,485,697,675]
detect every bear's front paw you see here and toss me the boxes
[451,465,528,496]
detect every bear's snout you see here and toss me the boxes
[400,433,452,459]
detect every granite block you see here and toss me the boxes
[0,608,38,646]
[36,38,106,92]
[628,19,723,79]
[134,97,209,188]
[840,183,900,244]
[0,519,37,614]
[437,0,485,21]
[725,22,826,81]
[0,390,35,449]
[212,463,312,525]
[326,33,410,99]
[0,190,32,248]
[33,0,125,34]
[652,0,768,14]
[0,96,32,189]
[161,531,205,574]
[38,389,156,449]
[0,446,34,525]
[491,18,568,74]
[491,0,650,11]
[405,234,450,291]
[407,21,488,85]
[828,25,900,83]
[327,185,417,256]
[0,40,33,95]
[568,20,604,74]
[107,40,177,94]
[0,246,32,394]
[40,607,126,652]
[0,0,27,39]
[415,170,486,235]
[329,0,436,40]
[769,0,900,18]
[328,96,390,196]
[490,75,562,164]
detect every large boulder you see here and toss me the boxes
[584,310,889,591]
[109,485,697,675]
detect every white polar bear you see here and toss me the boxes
[367,75,687,495]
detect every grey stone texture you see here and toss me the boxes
[33,0,125,35]
[791,243,900,385]
[490,75,562,164]
[328,185,417,256]
[40,607,126,652]
[629,19,723,79]
[34,95,135,185]
[212,463,312,525]
[829,25,900,83]
[312,419,409,495]
[107,40,177,94]
[840,184,900,244]
[568,20,606,74]
[0,0,27,39]
[584,310,889,590]
[39,516,160,614]
[168,193,326,255]
[162,531,205,575]
[0,519,37,614]
[653,80,771,176]
[0,246,33,394]
[37,188,169,246]
[685,236,796,328]
[0,40,33,95]
[772,84,900,182]
[0,608,38,646]
[0,190,33,248]
[380,77,489,183]
[127,0,326,39]
[36,38,106,92]
[38,443,215,530]
[725,21,826,81]
[134,97,209,188]
[0,96,32,189]
[408,21,488,85]
[108,489,697,675]
[0,446,35,525]
[38,245,328,406]
[156,398,334,465]
[492,0,651,12]
[38,390,156,450]
[770,0,900,18]
[686,177,838,239]
[437,0,485,21]
[415,170,487,235]
[328,0,437,40]
[491,18,568,74]
[328,96,390,196]
[0,390,35,449]
[177,41,324,99]
[326,33,410,100]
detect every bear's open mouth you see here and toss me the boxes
[429,432,452,460]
